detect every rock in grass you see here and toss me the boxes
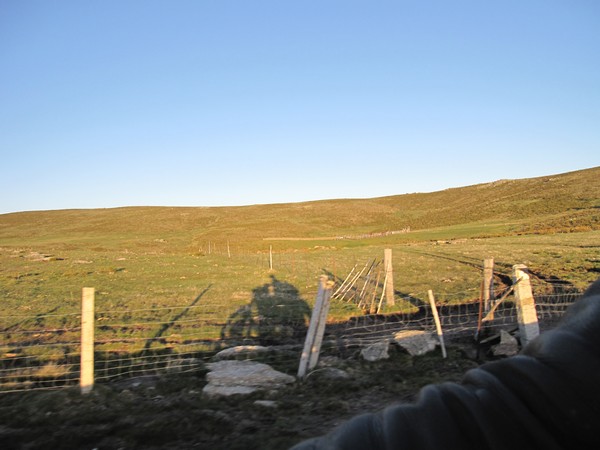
[214,345,270,360]
[492,330,519,356]
[361,340,390,361]
[203,360,295,398]
[393,330,437,356]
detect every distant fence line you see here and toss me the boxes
[203,230,412,255]
[0,268,581,395]
[263,228,412,242]
[195,242,377,275]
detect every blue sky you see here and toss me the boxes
[1,1,599,214]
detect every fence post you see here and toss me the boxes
[427,290,447,358]
[298,275,333,379]
[512,264,539,346]
[269,245,273,271]
[80,287,95,395]
[483,258,494,312]
[384,248,395,306]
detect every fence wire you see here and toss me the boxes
[0,279,582,394]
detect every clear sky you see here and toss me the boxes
[1,1,599,214]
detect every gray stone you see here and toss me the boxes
[203,360,295,398]
[203,384,258,397]
[361,340,390,361]
[492,330,519,356]
[393,330,437,356]
[214,345,270,360]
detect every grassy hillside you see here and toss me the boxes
[0,167,598,252]
[1,167,598,447]
[0,166,598,311]
[1,167,599,395]
[0,166,598,315]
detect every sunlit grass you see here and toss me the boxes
[1,167,598,372]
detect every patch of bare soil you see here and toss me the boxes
[0,344,485,450]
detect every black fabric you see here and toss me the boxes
[290,278,600,450]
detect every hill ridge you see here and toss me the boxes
[1,166,598,247]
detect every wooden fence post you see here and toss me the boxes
[512,264,539,346]
[269,245,273,271]
[384,248,395,306]
[369,268,382,314]
[298,276,333,379]
[376,269,389,314]
[80,287,95,395]
[428,290,447,358]
[483,258,494,312]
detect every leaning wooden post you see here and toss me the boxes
[512,264,539,346]
[369,268,382,314]
[376,269,389,314]
[384,248,395,306]
[80,287,95,395]
[308,279,334,370]
[298,276,333,379]
[428,290,447,358]
[483,258,494,313]
[269,245,273,271]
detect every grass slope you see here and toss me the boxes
[0,166,598,251]
[0,167,598,448]
[0,166,598,318]
[0,166,599,399]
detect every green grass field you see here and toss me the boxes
[1,167,599,383]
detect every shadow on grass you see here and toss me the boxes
[143,284,212,351]
[220,275,311,346]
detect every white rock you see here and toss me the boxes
[361,340,390,361]
[492,330,519,356]
[203,384,259,397]
[214,345,270,360]
[203,360,295,398]
[393,330,437,356]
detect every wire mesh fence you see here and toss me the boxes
[0,310,82,392]
[0,275,583,394]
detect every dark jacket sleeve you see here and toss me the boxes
[290,278,600,450]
